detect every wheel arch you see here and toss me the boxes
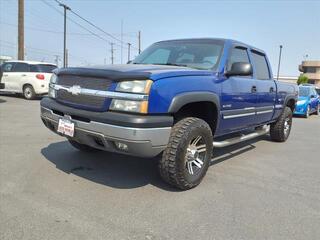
[168,92,220,134]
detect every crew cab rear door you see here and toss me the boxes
[219,46,257,133]
[250,50,276,123]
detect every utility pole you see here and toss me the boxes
[110,43,115,64]
[120,20,123,64]
[127,43,131,62]
[54,55,60,67]
[59,2,71,67]
[276,45,283,81]
[138,30,141,54]
[18,0,24,60]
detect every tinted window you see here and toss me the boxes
[227,47,250,71]
[133,40,224,70]
[2,62,15,72]
[316,89,320,95]
[13,63,30,72]
[251,52,270,80]
[30,64,57,73]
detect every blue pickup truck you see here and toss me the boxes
[40,38,298,190]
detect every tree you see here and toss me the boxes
[297,74,309,85]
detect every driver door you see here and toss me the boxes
[219,46,257,134]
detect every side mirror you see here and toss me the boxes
[225,62,253,77]
[310,95,316,98]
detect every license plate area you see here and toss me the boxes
[57,118,75,137]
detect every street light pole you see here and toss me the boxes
[276,45,283,81]
[127,43,131,62]
[59,3,71,68]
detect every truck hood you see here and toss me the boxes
[54,64,215,81]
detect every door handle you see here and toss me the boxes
[21,74,27,77]
[3,74,8,77]
[251,86,257,93]
[270,87,274,93]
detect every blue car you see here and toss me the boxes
[294,85,320,117]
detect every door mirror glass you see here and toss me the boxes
[225,62,253,77]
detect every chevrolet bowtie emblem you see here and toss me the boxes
[68,85,81,95]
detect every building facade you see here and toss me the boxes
[299,61,320,87]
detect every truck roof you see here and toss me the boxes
[156,38,266,55]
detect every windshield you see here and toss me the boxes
[30,64,57,73]
[132,40,224,70]
[299,87,310,97]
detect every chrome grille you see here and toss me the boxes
[56,75,113,109]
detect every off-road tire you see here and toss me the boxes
[159,117,213,190]
[23,85,36,100]
[270,106,292,142]
[68,139,100,152]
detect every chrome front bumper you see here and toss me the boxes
[41,106,171,158]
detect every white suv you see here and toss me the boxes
[0,60,57,100]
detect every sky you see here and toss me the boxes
[0,0,319,76]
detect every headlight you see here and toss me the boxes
[116,80,152,94]
[110,99,148,113]
[297,100,307,105]
[48,87,56,98]
[50,74,57,84]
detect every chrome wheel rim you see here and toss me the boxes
[185,135,207,175]
[24,88,32,98]
[284,117,291,137]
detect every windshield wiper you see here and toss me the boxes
[152,63,188,67]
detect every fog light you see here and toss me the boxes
[115,142,128,151]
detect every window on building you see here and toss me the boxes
[251,51,270,80]
[304,67,317,73]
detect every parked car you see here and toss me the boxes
[40,38,298,190]
[294,85,320,117]
[0,61,57,99]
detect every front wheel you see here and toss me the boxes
[316,104,319,115]
[270,106,293,142]
[305,105,310,118]
[159,117,213,190]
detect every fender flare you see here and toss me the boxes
[168,91,220,113]
[168,91,220,131]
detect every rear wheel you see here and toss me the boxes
[23,85,36,100]
[270,106,293,142]
[159,117,213,190]
[68,139,100,152]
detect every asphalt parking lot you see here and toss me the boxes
[0,95,319,240]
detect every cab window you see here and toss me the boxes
[227,47,250,72]
[13,63,30,72]
[251,51,270,80]
[2,62,16,72]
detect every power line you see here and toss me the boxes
[52,0,138,50]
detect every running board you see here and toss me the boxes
[213,126,270,148]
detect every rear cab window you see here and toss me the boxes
[251,51,271,80]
